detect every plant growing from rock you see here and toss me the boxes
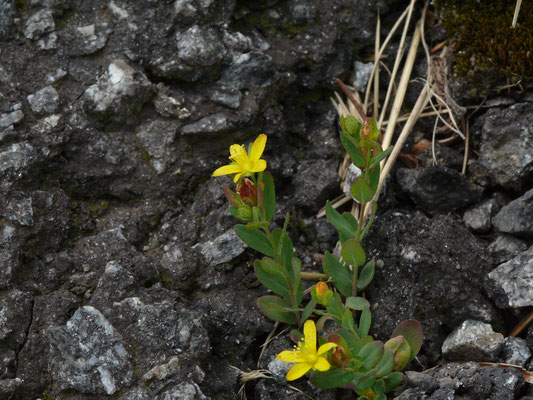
[213,120,423,399]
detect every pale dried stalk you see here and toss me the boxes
[512,0,523,28]
[381,20,422,151]
[462,121,470,174]
[374,11,381,118]
[377,0,417,128]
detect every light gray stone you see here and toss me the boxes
[181,113,232,135]
[24,9,55,40]
[488,234,528,265]
[499,336,531,366]
[193,229,246,266]
[49,306,134,395]
[442,320,504,361]
[486,247,533,308]
[492,188,533,236]
[177,25,224,67]
[463,193,506,233]
[353,61,373,93]
[27,85,60,114]
[0,142,36,173]
[136,119,177,174]
[0,110,23,129]
[210,88,242,109]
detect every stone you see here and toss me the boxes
[181,113,233,135]
[49,306,135,395]
[158,382,208,400]
[83,60,153,126]
[193,228,246,267]
[218,51,275,90]
[177,25,224,67]
[0,0,16,39]
[462,193,506,233]
[2,193,33,226]
[27,85,60,114]
[442,320,504,362]
[0,378,21,398]
[404,371,439,393]
[498,336,531,366]
[210,87,242,109]
[470,102,533,191]
[488,234,528,265]
[0,110,23,130]
[492,188,533,236]
[0,142,36,174]
[353,61,373,93]
[486,247,533,308]
[68,21,113,55]
[136,119,178,174]
[397,165,483,215]
[24,9,55,40]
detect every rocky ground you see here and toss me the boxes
[0,0,532,399]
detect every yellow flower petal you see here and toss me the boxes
[317,342,338,356]
[233,172,244,183]
[250,159,266,172]
[286,362,313,381]
[229,144,247,158]
[249,134,267,162]
[212,164,242,177]
[313,357,331,372]
[277,350,307,363]
[303,320,316,353]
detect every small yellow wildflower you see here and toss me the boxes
[276,319,337,381]
[212,134,267,183]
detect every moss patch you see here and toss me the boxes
[436,0,533,92]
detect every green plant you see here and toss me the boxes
[212,120,423,399]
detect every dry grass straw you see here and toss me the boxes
[512,0,523,28]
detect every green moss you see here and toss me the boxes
[435,0,533,94]
[41,390,55,400]
[14,0,25,8]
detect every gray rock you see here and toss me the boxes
[49,305,135,395]
[0,110,23,130]
[177,25,224,67]
[353,61,373,93]
[0,378,21,398]
[470,102,533,190]
[492,188,533,236]
[486,247,533,308]
[83,60,153,126]
[24,9,55,40]
[193,228,246,266]
[27,85,60,114]
[463,193,506,233]
[404,371,439,393]
[499,336,531,366]
[442,320,504,361]
[397,165,483,215]
[0,0,16,39]
[158,382,208,400]
[37,31,58,50]
[68,21,113,55]
[218,51,275,90]
[181,113,233,135]
[2,193,33,226]
[136,119,178,174]
[0,142,36,174]
[154,87,191,119]
[488,234,528,265]
[210,87,242,109]
[395,362,525,400]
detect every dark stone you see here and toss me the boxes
[397,165,483,215]
[293,159,340,212]
[492,187,533,237]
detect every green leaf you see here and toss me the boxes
[358,306,371,338]
[369,146,392,169]
[368,163,380,193]
[359,341,384,370]
[322,252,352,298]
[357,260,375,290]
[310,369,354,388]
[291,257,303,302]
[302,298,316,323]
[341,115,362,140]
[326,202,355,242]
[375,349,395,377]
[368,118,380,141]
[229,206,246,221]
[346,296,371,310]
[354,375,376,393]
[351,177,375,203]
[374,378,386,394]
[261,172,276,222]
[383,372,404,392]
[341,309,355,331]
[254,259,291,302]
[257,296,297,324]
[235,225,273,257]
[342,212,359,233]
[340,132,365,168]
[245,221,270,230]
[337,330,362,356]
[341,238,366,267]
[391,320,424,363]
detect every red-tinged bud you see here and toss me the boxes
[237,178,258,206]
[224,187,242,208]
[331,345,349,368]
[385,335,411,371]
[311,282,333,306]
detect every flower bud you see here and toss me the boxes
[237,205,253,220]
[237,178,258,206]
[311,281,333,306]
[331,345,349,368]
[384,335,411,371]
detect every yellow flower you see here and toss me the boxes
[276,320,337,381]
[212,134,267,183]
